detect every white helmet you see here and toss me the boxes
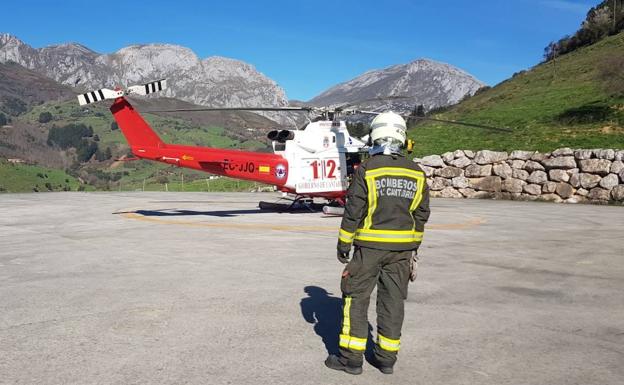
[370,111,407,147]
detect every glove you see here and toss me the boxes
[337,250,350,264]
[409,250,419,282]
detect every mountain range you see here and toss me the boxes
[0,34,287,108]
[0,33,484,117]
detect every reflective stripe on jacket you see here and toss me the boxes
[338,154,430,251]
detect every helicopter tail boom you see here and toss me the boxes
[107,95,291,188]
[111,97,165,150]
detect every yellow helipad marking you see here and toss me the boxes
[429,218,486,230]
[120,212,485,232]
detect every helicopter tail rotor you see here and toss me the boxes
[77,79,168,106]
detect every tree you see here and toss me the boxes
[406,104,426,127]
[47,123,95,149]
[95,146,113,161]
[38,112,53,123]
[543,41,559,62]
[583,7,612,40]
[76,140,98,162]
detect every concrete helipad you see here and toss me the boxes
[0,192,623,385]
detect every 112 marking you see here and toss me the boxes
[310,159,337,179]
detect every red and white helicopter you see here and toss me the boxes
[77,79,508,212]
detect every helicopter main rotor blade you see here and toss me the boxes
[145,106,315,113]
[345,110,512,132]
[336,95,413,111]
[349,110,381,115]
[410,117,513,133]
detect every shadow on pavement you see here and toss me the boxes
[300,286,342,355]
[114,207,325,217]
[126,209,266,217]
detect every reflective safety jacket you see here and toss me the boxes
[338,154,430,251]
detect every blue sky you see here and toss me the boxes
[2,0,596,101]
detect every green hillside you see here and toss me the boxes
[409,31,624,156]
[0,99,271,192]
[0,159,87,192]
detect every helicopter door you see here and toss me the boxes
[296,153,347,194]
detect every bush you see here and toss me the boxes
[47,123,94,149]
[111,122,119,131]
[0,113,6,126]
[1,97,27,116]
[38,112,53,123]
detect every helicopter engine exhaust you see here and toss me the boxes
[268,130,295,142]
[277,130,295,142]
[267,130,280,141]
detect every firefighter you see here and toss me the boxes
[325,111,430,375]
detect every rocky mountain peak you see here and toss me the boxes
[115,43,197,61]
[0,33,25,46]
[0,33,36,64]
[309,58,485,113]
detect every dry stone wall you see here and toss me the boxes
[413,149,624,204]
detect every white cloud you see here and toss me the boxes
[541,0,592,14]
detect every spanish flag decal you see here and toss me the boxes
[182,155,194,161]
[259,165,270,173]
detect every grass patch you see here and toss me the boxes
[0,159,89,192]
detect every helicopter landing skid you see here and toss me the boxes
[258,196,324,213]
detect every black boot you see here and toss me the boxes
[369,355,394,374]
[324,355,363,375]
